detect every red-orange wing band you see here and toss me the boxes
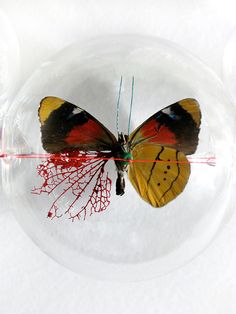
[39,96,117,153]
[128,98,201,155]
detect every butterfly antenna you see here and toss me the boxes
[116,76,123,134]
[127,76,135,136]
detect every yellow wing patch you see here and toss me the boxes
[178,98,201,127]
[128,143,190,207]
[39,96,65,125]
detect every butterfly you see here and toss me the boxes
[38,91,201,209]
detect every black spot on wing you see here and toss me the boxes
[159,151,181,202]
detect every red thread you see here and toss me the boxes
[0,152,216,165]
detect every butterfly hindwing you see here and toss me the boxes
[39,96,117,153]
[128,143,190,207]
[128,98,201,155]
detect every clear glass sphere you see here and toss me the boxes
[2,35,236,281]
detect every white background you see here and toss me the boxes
[0,0,236,313]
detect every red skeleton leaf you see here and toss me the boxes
[31,152,112,220]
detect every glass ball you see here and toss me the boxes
[2,35,236,281]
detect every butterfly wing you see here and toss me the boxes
[128,143,190,207]
[129,98,201,155]
[38,96,117,153]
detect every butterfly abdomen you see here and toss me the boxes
[113,150,132,195]
[116,171,125,196]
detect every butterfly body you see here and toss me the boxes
[112,132,132,196]
[38,96,201,208]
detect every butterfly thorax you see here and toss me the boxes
[113,133,132,167]
[113,132,132,196]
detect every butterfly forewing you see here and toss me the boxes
[128,143,190,207]
[38,96,117,153]
[128,98,201,155]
